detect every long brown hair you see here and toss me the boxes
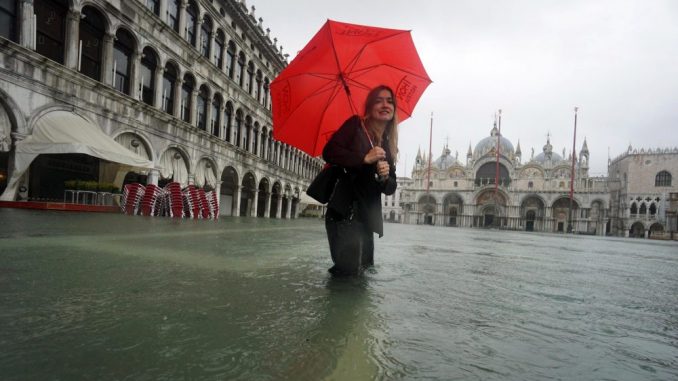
[363,85,399,164]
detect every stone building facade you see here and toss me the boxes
[607,146,678,238]
[394,123,611,235]
[0,0,322,218]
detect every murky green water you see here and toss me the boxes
[0,209,676,380]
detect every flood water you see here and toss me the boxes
[0,208,676,380]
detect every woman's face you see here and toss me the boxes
[368,89,395,123]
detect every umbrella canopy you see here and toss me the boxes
[271,19,432,157]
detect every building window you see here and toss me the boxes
[185,1,198,46]
[162,63,177,114]
[630,202,637,214]
[167,0,180,32]
[214,30,225,68]
[200,17,211,58]
[244,117,252,151]
[453,181,458,187]
[197,85,209,130]
[236,52,245,87]
[211,96,221,137]
[140,48,157,106]
[146,0,160,16]
[263,78,270,108]
[528,181,533,189]
[0,0,18,42]
[224,103,233,143]
[255,70,263,101]
[246,62,255,94]
[181,75,194,123]
[113,29,135,95]
[655,171,672,186]
[226,41,236,79]
[79,6,105,81]
[36,0,68,64]
[235,110,243,148]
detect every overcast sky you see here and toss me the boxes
[252,0,678,176]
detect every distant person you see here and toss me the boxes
[322,85,398,275]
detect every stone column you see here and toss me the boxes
[252,190,259,217]
[147,169,160,186]
[233,186,241,217]
[204,95,213,132]
[19,1,35,49]
[193,16,202,49]
[216,103,225,138]
[214,181,222,210]
[178,0,188,40]
[276,195,283,219]
[189,89,198,126]
[153,66,164,109]
[131,51,140,99]
[173,78,183,119]
[102,33,115,87]
[64,9,80,70]
[158,0,168,25]
[187,173,195,186]
[264,192,271,218]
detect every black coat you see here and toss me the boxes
[322,115,397,237]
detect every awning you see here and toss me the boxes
[1,111,154,200]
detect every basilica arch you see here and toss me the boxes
[474,189,508,228]
[443,192,464,226]
[551,196,580,232]
[418,194,437,225]
[520,194,546,232]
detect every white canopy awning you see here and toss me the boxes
[1,111,154,200]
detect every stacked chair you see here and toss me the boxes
[196,188,212,219]
[163,182,184,218]
[120,182,218,220]
[205,190,220,219]
[139,184,162,216]
[120,183,146,215]
[182,185,202,219]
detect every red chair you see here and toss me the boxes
[121,183,145,215]
[163,182,184,218]
[139,184,162,216]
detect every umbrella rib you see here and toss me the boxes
[341,30,411,73]
[312,83,346,156]
[345,63,432,83]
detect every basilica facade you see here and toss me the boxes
[0,0,322,217]
[392,124,611,235]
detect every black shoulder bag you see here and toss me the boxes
[306,164,343,204]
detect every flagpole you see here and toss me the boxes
[494,109,502,197]
[426,112,433,194]
[568,107,578,233]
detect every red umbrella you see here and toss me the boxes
[270,19,432,157]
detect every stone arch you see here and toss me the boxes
[240,171,257,216]
[257,177,270,217]
[194,156,217,189]
[113,130,154,161]
[443,192,464,226]
[270,181,282,218]
[551,196,580,233]
[648,222,664,238]
[629,221,645,238]
[520,195,546,231]
[219,165,239,216]
[158,146,190,187]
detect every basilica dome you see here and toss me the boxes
[473,126,514,160]
[433,146,462,169]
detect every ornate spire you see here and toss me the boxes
[467,142,473,157]
[515,140,522,156]
[581,138,589,154]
